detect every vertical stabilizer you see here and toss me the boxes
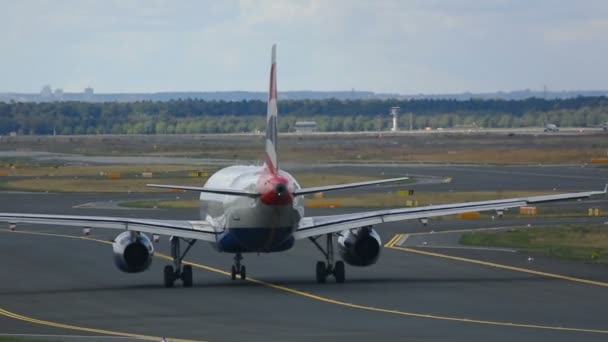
[265,44,279,173]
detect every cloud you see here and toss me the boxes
[1,1,608,93]
[544,19,608,44]
[237,0,322,25]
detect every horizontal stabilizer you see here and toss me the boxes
[146,184,260,197]
[294,177,409,196]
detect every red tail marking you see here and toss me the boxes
[257,172,293,206]
[265,153,277,175]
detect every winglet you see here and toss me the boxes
[265,44,279,174]
[604,183,608,194]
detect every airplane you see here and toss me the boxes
[0,45,605,288]
[543,115,559,132]
[589,122,608,131]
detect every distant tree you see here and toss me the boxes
[0,96,607,135]
[342,117,354,131]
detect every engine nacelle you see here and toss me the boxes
[337,226,381,267]
[112,231,154,273]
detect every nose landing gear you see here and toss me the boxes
[231,252,247,280]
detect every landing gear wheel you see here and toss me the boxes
[182,265,193,287]
[166,236,197,288]
[316,261,327,283]
[311,234,339,284]
[231,252,246,281]
[334,261,345,283]
[163,265,175,288]
[231,265,237,280]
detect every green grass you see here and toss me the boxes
[460,225,608,263]
[0,177,207,193]
[324,190,549,207]
[0,162,214,177]
[293,173,396,187]
[122,199,200,209]
[3,133,607,165]
[0,169,387,193]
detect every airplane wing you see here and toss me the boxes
[0,213,220,242]
[294,187,606,239]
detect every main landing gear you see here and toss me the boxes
[231,252,246,280]
[309,234,345,283]
[164,237,197,288]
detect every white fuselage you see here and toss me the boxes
[200,165,304,253]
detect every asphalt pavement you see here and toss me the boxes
[0,165,607,341]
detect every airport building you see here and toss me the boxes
[294,121,318,133]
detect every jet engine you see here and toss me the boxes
[112,231,154,273]
[337,226,381,266]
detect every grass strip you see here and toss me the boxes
[460,225,608,263]
[0,178,205,193]
[0,163,214,177]
[0,172,384,193]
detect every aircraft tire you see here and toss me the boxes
[231,265,237,280]
[240,265,247,280]
[163,265,175,288]
[315,261,327,283]
[182,265,193,287]
[334,261,345,283]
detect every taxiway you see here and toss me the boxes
[0,164,607,341]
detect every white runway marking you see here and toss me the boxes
[409,245,516,252]
[72,202,95,208]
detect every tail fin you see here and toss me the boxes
[265,44,279,174]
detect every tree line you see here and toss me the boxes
[0,97,607,135]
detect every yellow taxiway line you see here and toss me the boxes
[0,229,204,342]
[385,233,608,288]
[179,244,608,335]
[0,307,201,342]
[2,229,608,336]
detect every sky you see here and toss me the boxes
[1,0,607,94]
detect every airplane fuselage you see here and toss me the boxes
[200,165,304,253]
[544,124,559,132]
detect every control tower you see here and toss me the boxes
[390,106,400,132]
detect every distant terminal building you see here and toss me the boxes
[40,85,53,101]
[84,87,95,101]
[53,88,63,101]
[294,121,318,133]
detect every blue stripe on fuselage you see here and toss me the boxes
[216,227,294,253]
